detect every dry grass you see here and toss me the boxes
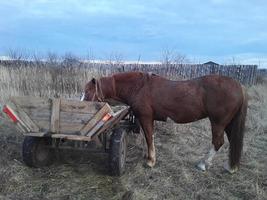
[0,68,266,199]
[0,61,103,103]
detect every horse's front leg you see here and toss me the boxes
[139,116,156,167]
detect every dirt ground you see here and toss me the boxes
[0,82,266,200]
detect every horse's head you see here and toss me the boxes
[82,77,105,102]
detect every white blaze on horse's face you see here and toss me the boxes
[80,92,85,101]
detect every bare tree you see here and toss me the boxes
[107,51,124,65]
[62,52,80,66]
[161,47,189,65]
[224,56,241,65]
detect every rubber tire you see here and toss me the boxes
[22,136,54,168]
[109,128,127,176]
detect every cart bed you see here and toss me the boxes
[3,96,130,141]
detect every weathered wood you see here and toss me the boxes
[4,104,30,132]
[50,98,60,133]
[60,99,105,114]
[86,113,112,138]
[11,96,51,109]
[24,110,51,122]
[34,120,90,134]
[7,101,40,132]
[51,134,91,142]
[93,107,130,137]
[59,123,84,134]
[35,120,50,131]
[79,104,112,136]
[5,96,129,138]
[12,97,52,131]
[24,111,93,131]
[59,112,94,124]
[17,121,28,133]
[23,132,48,137]
[8,97,106,134]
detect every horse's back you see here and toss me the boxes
[148,75,207,122]
[148,74,243,123]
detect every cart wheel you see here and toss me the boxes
[22,136,54,168]
[109,128,127,176]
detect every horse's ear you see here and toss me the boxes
[91,78,96,84]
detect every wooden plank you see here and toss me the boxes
[79,103,112,136]
[23,132,49,137]
[60,99,105,114]
[60,112,94,124]
[35,120,50,132]
[50,98,60,133]
[92,107,130,137]
[60,112,94,134]
[24,110,51,122]
[25,111,93,127]
[36,120,89,134]
[86,113,112,138]
[6,105,30,132]
[17,122,28,133]
[11,97,51,131]
[60,123,84,134]
[51,134,91,142]
[11,96,51,109]
[7,101,40,132]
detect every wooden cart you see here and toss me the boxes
[2,96,140,175]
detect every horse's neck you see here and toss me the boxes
[113,74,145,104]
[100,77,115,99]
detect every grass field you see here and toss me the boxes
[0,77,266,200]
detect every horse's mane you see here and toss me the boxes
[111,72,152,97]
[113,71,157,82]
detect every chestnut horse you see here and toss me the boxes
[83,72,247,173]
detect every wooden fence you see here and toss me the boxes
[89,63,258,85]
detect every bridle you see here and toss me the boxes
[81,77,116,102]
[92,78,105,102]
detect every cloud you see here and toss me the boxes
[0,0,267,66]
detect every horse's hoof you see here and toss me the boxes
[196,161,206,171]
[146,160,155,168]
[223,162,238,174]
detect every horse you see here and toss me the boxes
[83,72,247,173]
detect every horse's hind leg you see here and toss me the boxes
[223,122,239,174]
[196,122,225,171]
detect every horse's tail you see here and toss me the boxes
[228,86,248,168]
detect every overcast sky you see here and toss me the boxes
[0,0,267,68]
